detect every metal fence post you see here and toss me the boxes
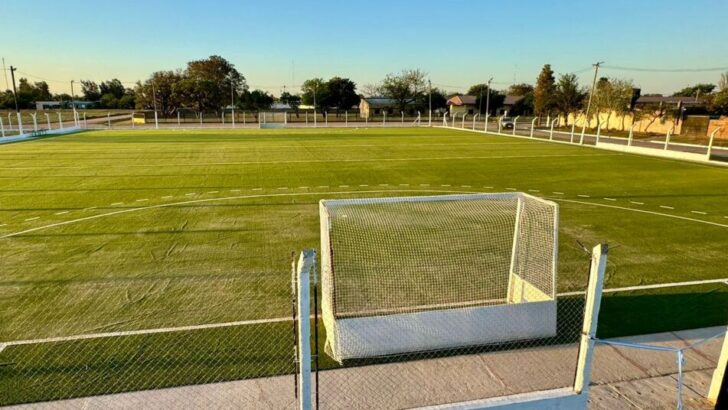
[0,117,4,137]
[484,114,489,132]
[628,124,635,147]
[707,127,721,160]
[708,325,728,406]
[31,113,38,132]
[45,113,51,130]
[472,113,479,130]
[574,243,608,394]
[570,121,576,143]
[296,250,315,410]
[530,117,537,138]
[462,113,467,129]
[550,118,557,140]
[664,127,673,150]
[57,112,63,129]
[17,112,24,135]
[513,115,520,136]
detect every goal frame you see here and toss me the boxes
[319,192,559,362]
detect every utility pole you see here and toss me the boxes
[485,77,493,117]
[9,66,19,112]
[152,81,159,129]
[2,58,8,91]
[428,79,432,126]
[70,80,77,126]
[231,81,236,127]
[580,61,604,144]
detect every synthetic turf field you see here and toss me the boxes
[0,127,727,404]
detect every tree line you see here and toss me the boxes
[2,56,727,119]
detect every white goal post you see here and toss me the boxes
[319,192,559,362]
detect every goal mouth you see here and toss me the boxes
[319,192,559,362]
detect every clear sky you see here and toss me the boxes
[3,0,728,96]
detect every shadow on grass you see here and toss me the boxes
[1,288,726,405]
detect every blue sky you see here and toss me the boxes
[3,0,728,95]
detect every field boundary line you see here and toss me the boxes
[3,277,726,349]
[0,153,618,170]
[551,198,728,229]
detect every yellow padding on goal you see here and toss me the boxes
[508,273,551,303]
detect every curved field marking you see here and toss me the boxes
[551,198,728,229]
[0,189,459,240]
[3,188,727,239]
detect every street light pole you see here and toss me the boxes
[152,81,159,129]
[580,61,604,145]
[231,81,236,128]
[9,65,22,134]
[428,79,432,127]
[70,80,77,126]
[9,66,19,112]
[485,77,492,117]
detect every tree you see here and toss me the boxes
[301,78,329,110]
[181,55,247,113]
[380,69,426,112]
[673,83,715,98]
[467,84,505,114]
[591,77,636,129]
[712,91,728,115]
[533,64,556,116]
[81,80,101,101]
[554,74,586,122]
[279,91,301,114]
[326,77,359,114]
[99,79,125,99]
[429,87,448,111]
[135,70,184,115]
[15,78,52,108]
[238,89,274,114]
[509,83,534,96]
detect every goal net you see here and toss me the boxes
[319,192,558,363]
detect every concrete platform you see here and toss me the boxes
[5,326,724,409]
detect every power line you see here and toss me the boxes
[602,65,728,73]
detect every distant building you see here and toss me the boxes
[498,95,525,116]
[35,100,97,110]
[359,97,417,118]
[634,95,705,109]
[447,95,477,116]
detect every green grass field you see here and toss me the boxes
[1,127,727,404]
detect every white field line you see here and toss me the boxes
[4,187,726,239]
[0,317,292,348]
[603,198,617,201]
[24,217,39,221]
[552,198,728,229]
[660,205,675,210]
[630,201,644,205]
[552,192,564,195]
[161,196,173,199]
[54,211,69,215]
[557,277,728,297]
[0,189,461,239]
[691,211,707,215]
[4,277,726,348]
[0,153,622,170]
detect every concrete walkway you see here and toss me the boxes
[5,327,724,409]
